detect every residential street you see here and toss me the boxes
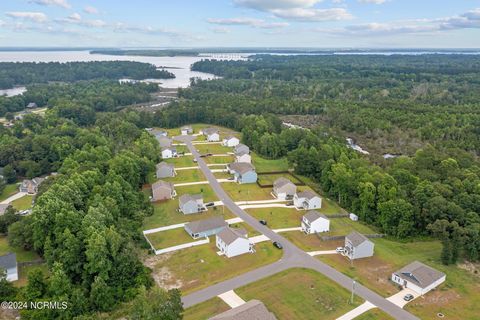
[177,135,419,320]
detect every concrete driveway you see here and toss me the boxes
[0,191,26,205]
[218,290,246,308]
[387,288,420,308]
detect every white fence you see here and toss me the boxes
[153,237,210,255]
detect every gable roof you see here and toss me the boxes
[273,177,295,190]
[346,231,371,247]
[296,190,319,200]
[394,261,445,289]
[179,194,203,207]
[203,127,219,135]
[156,162,174,171]
[185,216,227,234]
[224,135,238,141]
[303,210,328,223]
[234,144,249,152]
[0,253,17,270]
[161,146,176,152]
[152,180,173,192]
[209,300,277,320]
[235,150,250,157]
[217,227,248,245]
[158,136,172,147]
[228,162,255,175]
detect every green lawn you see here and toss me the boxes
[252,153,289,172]
[282,231,344,252]
[146,227,196,250]
[151,241,282,294]
[164,169,205,183]
[236,268,362,320]
[245,207,303,229]
[213,171,231,179]
[164,155,197,168]
[355,309,394,320]
[324,218,378,237]
[257,173,302,185]
[0,236,40,263]
[0,183,18,202]
[204,155,234,164]
[11,195,34,211]
[227,222,261,237]
[221,182,274,201]
[195,143,232,155]
[183,297,230,320]
[175,184,218,202]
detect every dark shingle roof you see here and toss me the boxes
[303,210,328,223]
[0,253,17,270]
[346,231,370,247]
[185,216,227,234]
[152,180,173,191]
[209,300,277,320]
[217,227,248,245]
[296,190,319,200]
[179,194,203,207]
[394,261,445,289]
[228,162,255,175]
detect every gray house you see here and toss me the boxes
[209,299,277,320]
[158,136,172,148]
[184,216,227,239]
[151,180,176,201]
[179,194,206,214]
[0,253,18,282]
[227,162,257,184]
[181,126,193,135]
[344,231,374,260]
[293,190,322,210]
[0,204,12,216]
[234,144,250,155]
[272,177,297,200]
[391,261,446,295]
[19,177,45,194]
[156,162,176,178]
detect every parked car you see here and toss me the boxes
[273,241,283,249]
[403,294,414,301]
[193,159,198,162]
[259,220,267,225]
[227,177,235,180]
[205,202,215,207]
[336,247,345,253]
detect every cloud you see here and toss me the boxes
[55,13,107,28]
[358,0,386,4]
[234,0,322,11]
[83,6,99,15]
[6,12,48,23]
[29,0,70,9]
[207,17,289,29]
[210,26,231,33]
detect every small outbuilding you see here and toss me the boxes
[391,261,446,295]
[344,231,374,260]
[184,216,227,239]
[301,210,330,234]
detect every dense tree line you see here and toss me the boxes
[0,61,174,90]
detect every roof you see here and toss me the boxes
[224,135,238,140]
[234,144,249,152]
[394,261,445,289]
[182,125,192,129]
[185,216,227,234]
[296,190,319,200]
[161,146,176,152]
[303,210,328,223]
[0,204,11,215]
[217,227,248,245]
[158,136,172,147]
[156,162,174,170]
[203,127,219,135]
[273,177,295,190]
[0,253,17,270]
[228,162,255,175]
[235,150,249,157]
[209,300,277,320]
[346,231,371,247]
[152,180,173,191]
[179,194,203,206]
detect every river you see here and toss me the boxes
[0,50,238,89]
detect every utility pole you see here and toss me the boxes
[351,280,356,304]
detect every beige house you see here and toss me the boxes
[272,177,297,200]
[151,180,176,201]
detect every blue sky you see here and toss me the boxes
[0,0,480,48]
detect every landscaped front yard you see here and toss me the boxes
[245,207,303,229]
[164,169,205,184]
[282,231,344,252]
[175,184,218,202]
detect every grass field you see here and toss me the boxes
[11,195,33,211]
[252,153,289,172]
[164,169,205,183]
[151,241,282,294]
[146,227,196,249]
[183,297,230,320]
[175,184,218,202]
[283,231,344,252]
[213,171,231,179]
[324,218,378,237]
[164,155,197,168]
[221,182,274,201]
[235,268,362,320]
[204,155,234,164]
[355,309,394,320]
[257,173,302,185]
[245,207,303,229]
[195,143,232,155]
[0,183,18,202]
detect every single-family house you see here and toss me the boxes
[184,216,227,239]
[301,211,330,234]
[158,136,172,148]
[272,177,297,200]
[235,150,252,163]
[293,190,322,210]
[391,261,446,295]
[26,102,38,109]
[161,146,177,159]
[202,127,220,142]
[227,163,257,184]
[216,227,254,258]
[151,180,176,201]
[234,144,250,155]
[19,177,45,194]
[222,136,240,147]
[344,231,374,260]
[0,253,18,282]
[179,194,207,214]
[181,126,193,135]
[156,162,176,178]
[209,299,277,320]
[0,204,12,216]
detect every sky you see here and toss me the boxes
[0,0,480,48]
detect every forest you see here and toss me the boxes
[0,61,174,89]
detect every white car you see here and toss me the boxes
[336,247,345,253]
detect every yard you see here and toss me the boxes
[195,143,232,155]
[221,182,274,201]
[175,184,218,202]
[164,169,205,184]
[164,155,197,168]
[11,195,34,211]
[235,268,362,320]
[183,297,230,320]
[204,155,234,164]
[0,183,18,202]
[282,231,344,252]
[355,309,394,320]
[149,241,282,294]
[252,153,290,172]
[245,207,303,229]
[257,173,303,186]
[213,171,230,179]
[146,227,196,250]
[0,236,40,262]
[322,217,378,237]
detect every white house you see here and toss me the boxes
[272,177,297,200]
[161,147,177,159]
[181,126,193,135]
[223,136,240,147]
[202,128,220,142]
[216,227,254,258]
[301,211,330,234]
[391,261,446,295]
[0,253,18,282]
[294,191,322,210]
[344,231,374,260]
[235,150,252,163]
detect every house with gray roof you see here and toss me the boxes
[151,180,176,201]
[0,253,18,282]
[235,150,251,163]
[158,136,172,148]
[161,146,177,159]
[391,261,446,295]
[184,216,227,239]
[272,177,297,200]
[227,163,257,184]
[234,144,250,155]
[222,136,240,147]
[26,102,38,109]
[0,204,12,216]
[301,211,330,234]
[181,126,193,135]
[179,194,206,214]
[156,162,176,178]
[344,231,374,260]
[201,127,220,141]
[209,299,277,320]
[19,177,45,194]
[293,190,322,210]
[216,227,254,258]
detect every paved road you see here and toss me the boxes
[177,135,419,320]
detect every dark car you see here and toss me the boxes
[259,220,267,226]
[205,202,215,207]
[403,294,414,301]
[273,241,283,249]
